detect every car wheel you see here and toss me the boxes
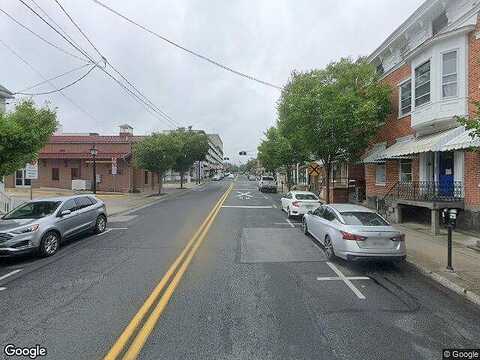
[39,231,60,257]
[94,215,107,234]
[303,219,309,235]
[323,235,335,261]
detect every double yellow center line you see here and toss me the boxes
[103,183,233,360]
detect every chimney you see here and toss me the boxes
[119,124,133,138]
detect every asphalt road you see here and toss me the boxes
[1,176,479,360]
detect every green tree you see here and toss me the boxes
[457,101,480,140]
[257,127,306,190]
[171,129,209,188]
[277,57,391,202]
[0,99,58,179]
[133,133,181,195]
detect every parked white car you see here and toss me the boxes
[281,191,321,218]
[303,203,406,262]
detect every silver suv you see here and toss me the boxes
[0,195,107,257]
[258,176,277,193]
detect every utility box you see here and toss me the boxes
[72,179,92,191]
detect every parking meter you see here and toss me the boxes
[443,208,460,271]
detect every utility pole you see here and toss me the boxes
[90,145,98,194]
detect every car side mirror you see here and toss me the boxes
[59,209,71,217]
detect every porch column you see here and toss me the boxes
[393,204,402,223]
[431,209,440,235]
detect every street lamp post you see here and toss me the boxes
[90,145,98,194]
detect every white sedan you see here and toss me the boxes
[281,191,321,218]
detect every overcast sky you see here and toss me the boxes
[1,0,423,164]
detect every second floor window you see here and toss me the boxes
[399,80,411,116]
[442,51,457,98]
[415,60,430,107]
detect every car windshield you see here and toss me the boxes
[2,201,61,220]
[262,177,274,181]
[296,194,318,200]
[340,212,389,226]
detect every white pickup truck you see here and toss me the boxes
[258,176,277,193]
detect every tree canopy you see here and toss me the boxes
[0,99,58,179]
[171,129,209,188]
[257,126,307,189]
[275,57,391,201]
[133,132,181,194]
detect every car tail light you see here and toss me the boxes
[341,231,366,241]
[391,234,405,242]
[292,201,300,207]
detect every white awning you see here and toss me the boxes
[362,143,387,163]
[441,128,480,151]
[379,127,465,159]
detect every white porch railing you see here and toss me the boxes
[0,191,24,214]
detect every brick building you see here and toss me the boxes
[4,125,161,193]
[362,0,480,233]
[4,124,224,193]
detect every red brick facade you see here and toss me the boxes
[464,19,480,208]
[4,133,161,193]
[364,14,480,230]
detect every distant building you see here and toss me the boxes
[206,133,224,175]
[0,84,13,114]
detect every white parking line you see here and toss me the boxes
[317,262,370,300]
[286,219,295,228]
[0,269,23,282]
[96,229,113,236]
[108,227,129,230]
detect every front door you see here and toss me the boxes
[15,169,31,187]
[439,152,454,196]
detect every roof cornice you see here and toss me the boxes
[368,0,439,63]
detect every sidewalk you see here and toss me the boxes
[395,222,480,306]
[5,181,204,216]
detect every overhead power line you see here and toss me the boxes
[52,0,181,129]
[0,7,90,63]
[15,63,97,95]
[90,0,283,90]
[18,0,181,129]
[17,0,94,62]
[0,38,99,122]
[17,63,91,92]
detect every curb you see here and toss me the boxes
[406,259,480,307]
[108,182,208,217]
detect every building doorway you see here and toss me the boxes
[15,168,31,187]
[439,151,454,196]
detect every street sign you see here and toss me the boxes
[25,161,38,180]
[111,158,117,175]
[308,162,321,177]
